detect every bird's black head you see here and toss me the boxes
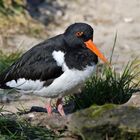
[64,23,93,48]
[64,22,108,64]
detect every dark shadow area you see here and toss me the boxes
[18,100,75,115]
[26,0,66,25]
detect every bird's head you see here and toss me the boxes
[64,22,108,64]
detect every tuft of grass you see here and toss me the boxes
[0,0,25,16]
[0,107,58,140]
[0,116,58,140]
[0,51,21,73]
[0,102,59,139]
[71,60,140,110]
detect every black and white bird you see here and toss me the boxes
[0,23,108,116]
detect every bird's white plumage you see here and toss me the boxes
[6,78,44,91]
[5,51,96,98]
[52,51,65,67]
[34,65,96,98]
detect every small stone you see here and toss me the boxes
[124,17,134,23]
[28,113,35,118]
[0,95,10,103]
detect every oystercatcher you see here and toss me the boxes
[0,23,108,116]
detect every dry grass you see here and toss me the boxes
[0,0,46,38]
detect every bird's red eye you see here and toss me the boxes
[75,32,84,37]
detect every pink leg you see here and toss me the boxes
[45,99,52,116]
[56,98,65,116]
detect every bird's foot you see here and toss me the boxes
[57,104,65,116]
[45,104,52,116]
[56,98,65,116]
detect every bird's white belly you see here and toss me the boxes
[34,64,96,98]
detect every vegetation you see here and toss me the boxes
[0,50,21,73]
[0,0,46,38]
[0,114,58,139]
[71,60,140,110]
[0,0,25,15]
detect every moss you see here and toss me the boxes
[81,124,140,140]
[70,105,140,140]
[90,104,116,118]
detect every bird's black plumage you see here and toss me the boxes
[65,48,98,70]
[0,23,98,89]
[0,35,65,87]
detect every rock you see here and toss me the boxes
[0,90,20,103]
[30,112,67,130]
[26,0,45,7]
[124,17,134,23]
[26,0,65,25]
[123,92,140,107]
[68,104,140,140]
[20,112,79,139]
[16,104,140,139]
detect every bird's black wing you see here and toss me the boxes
[0,36,64,88]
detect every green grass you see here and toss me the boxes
[70,60,140,110]
[0,0,25,16]
[0,51,21,73]
[0,106,59,139]
[0,115,58,140]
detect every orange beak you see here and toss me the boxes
[84,39,109,64]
